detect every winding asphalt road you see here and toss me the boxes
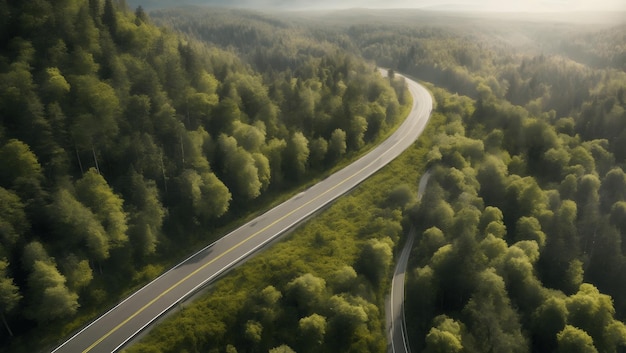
[51,72,433,353]
[387,170,431,353]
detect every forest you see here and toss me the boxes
[324,12,626,351]
[1,1,625,353]
[124,6,626,353]
[0,1,406,352]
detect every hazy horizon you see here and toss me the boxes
[133,0,626,12]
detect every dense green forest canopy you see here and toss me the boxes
[1,1,625,352]
[0,1,406,351]
[324,9,626,353]
[120,6,626,353]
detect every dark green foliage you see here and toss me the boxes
[0,187,28,253]
[0,259,21,336]
[3,3,625,352]
[393,31,626,351]
[0,2,406,350]
[124,89,414,353]
[100,8,626,350]
[127,175,413,353]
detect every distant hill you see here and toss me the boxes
[128,0,626,13]
[127,0,432,11]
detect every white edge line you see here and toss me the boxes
[108,106,422,351]
[111,78,431,353]
[53,74,432,353]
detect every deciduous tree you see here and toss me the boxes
[284,132,309,181]
[298,313,326,349]
[424,315,464,353]
[0,187,28,252]
[0,259,21,336]
[26,260,78,322]
[557,325,598,353]
[75,168,128,248]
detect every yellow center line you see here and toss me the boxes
[85,152,375,351]
[84,103,420,353]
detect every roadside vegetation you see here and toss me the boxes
[0,2,405,352]
[340,14,626,352]
[1,1,625,352]
[131,7,626,353]
[126,109,432,352]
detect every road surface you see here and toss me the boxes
[387,170,431,353]
[51,72,433,353]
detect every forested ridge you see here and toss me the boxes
[0,2,406,351]
[2,2,625,352]
[338,11,626,353]
[120,7,626,353]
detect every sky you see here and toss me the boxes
[279,0,626,11]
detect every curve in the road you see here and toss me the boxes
[51,72,433,353]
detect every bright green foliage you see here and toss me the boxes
[233,121,265,152]
[419,227,447,259]
[75,169,128,247]
[557,325,598,353]
[328,129,347,163]
[0,259,21,327]
[565,284,624,351]
[218,134,262,200]
[245,320,263,344]
[179,169,231,220]
[21,241,52,271]
[463,268,528,353]
[26,260,78,322]
[42,67,71,101]
[263,138,287,186]
[0,139,43,189]
[327,294,368,332]
[515,216,546,247]
[125,170,166,257]
[11,17,402,310]
[1,9,405,341]
[126,119,412,353]
[564,260,584,295]
[400,53,626,351]
[49,189,109,261]
[269,345,296,353]
[182,127,211,172]
[286,273,326,313]
[347,115,368,150]
[70,75,120,149]
[61,254,93,291]
[600,167,626,212]
[258,285,282,307]
[0,187,28,251]
[284,132,310,181]
[328,266,358,293]
[424,315,464,353]
[604,321,626,352]
[480,207,507,238]
[4,2,625,352]
[252,153,271,193]
[298,314,327,348]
